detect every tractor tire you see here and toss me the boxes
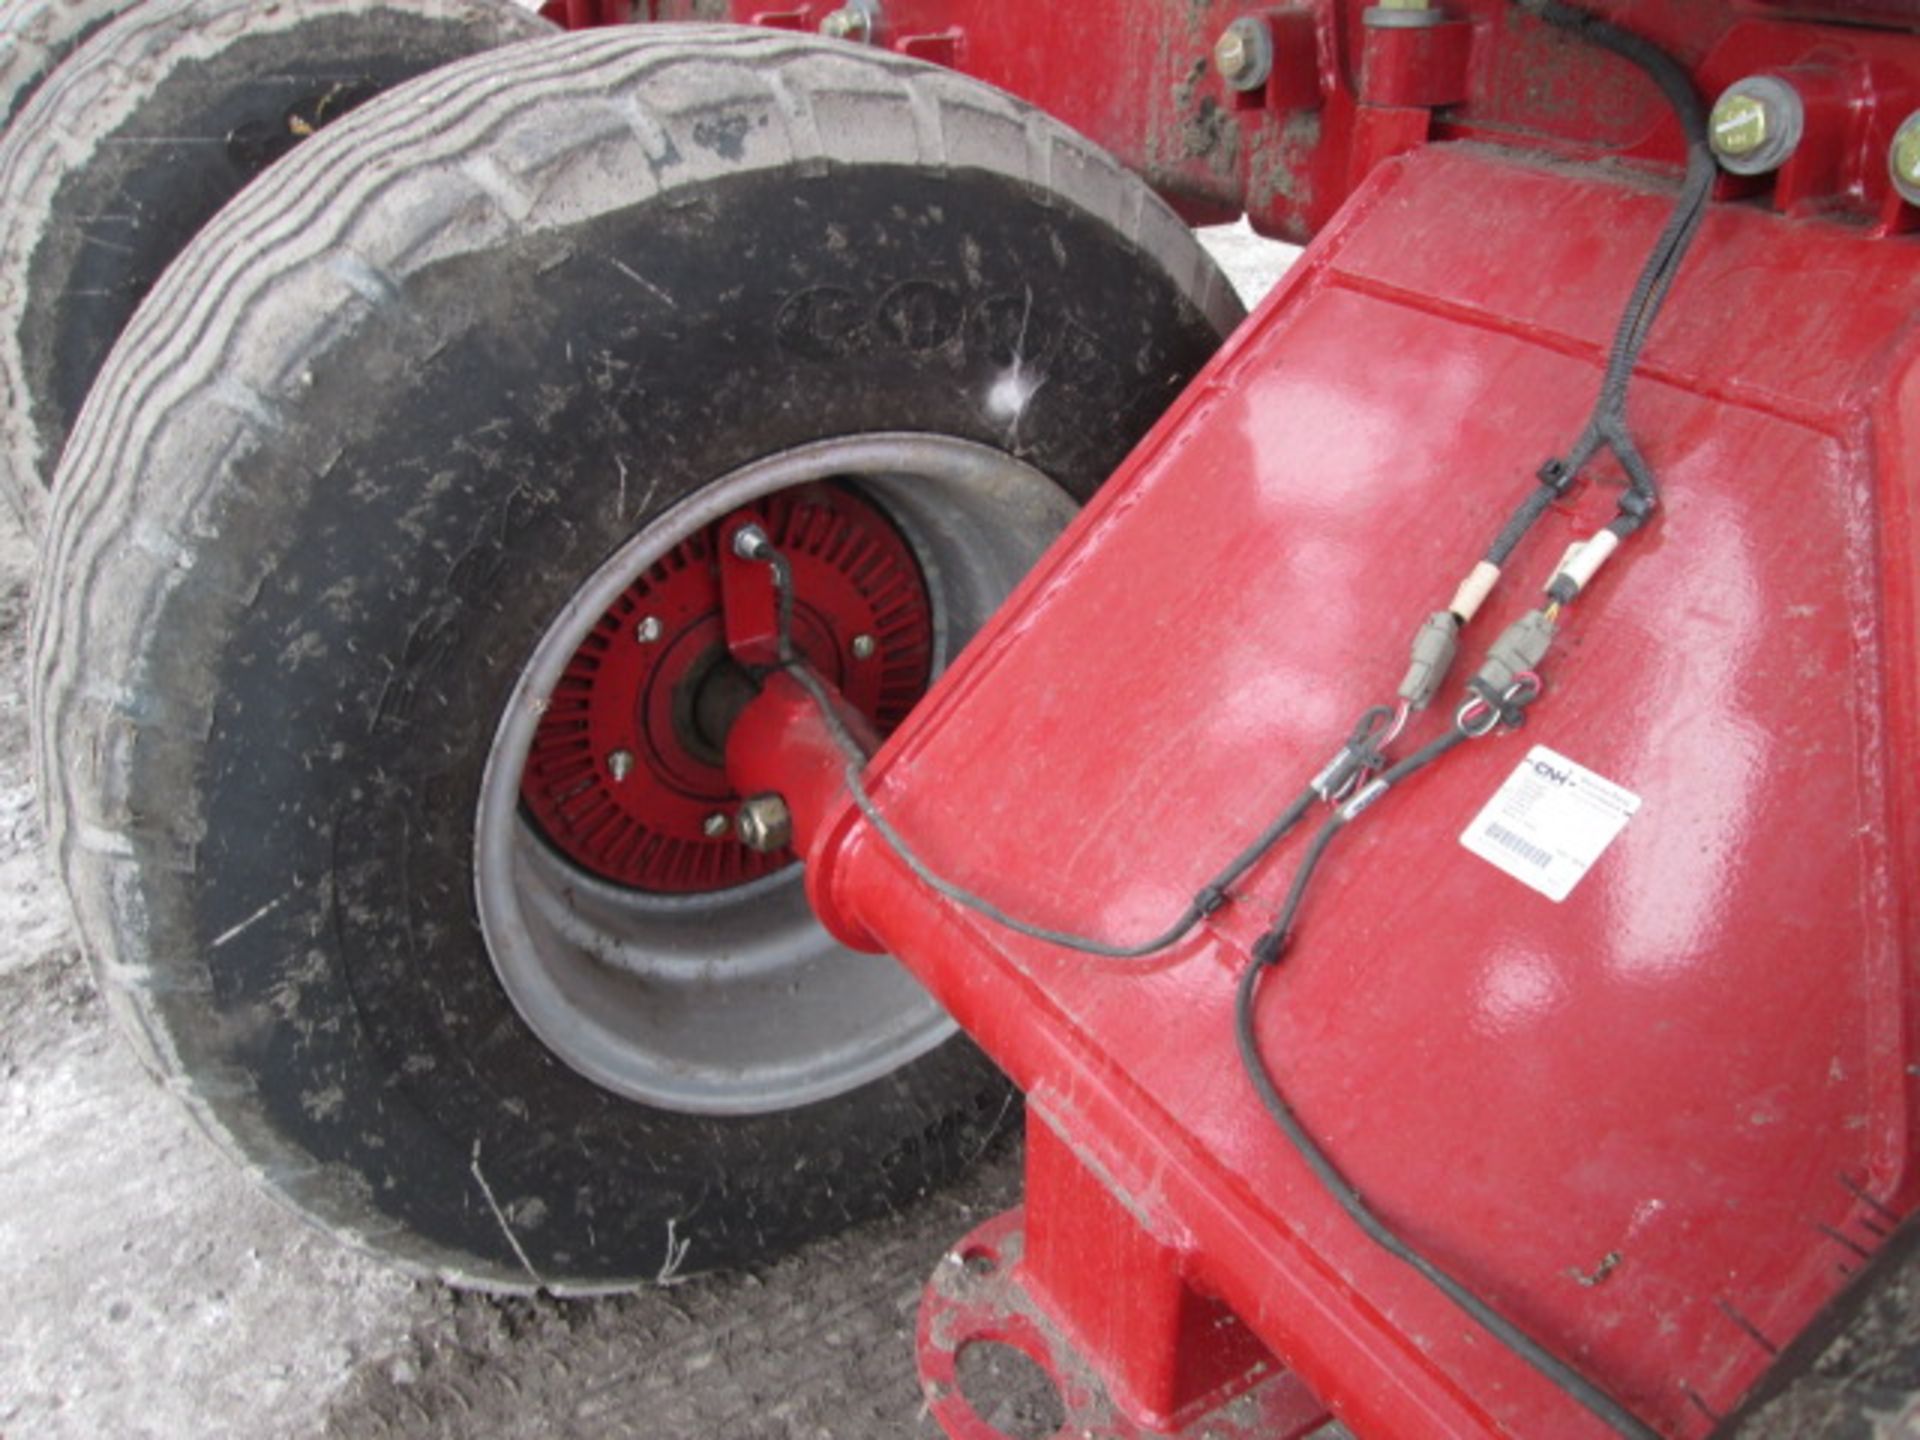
[0,0,553,537]
[0,0,142,134]
[32,27,1243,1291]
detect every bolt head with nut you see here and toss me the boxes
[850,633,877,660]
[1213,17,1273,93]
[736,794,794,854]
[1708,76,1804,176]
[1892,110,1920,206]
[635,615,663,645]
[819,4,872,42]
[1711,92,1770,158]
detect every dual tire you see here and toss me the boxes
[26,23,1240,1287]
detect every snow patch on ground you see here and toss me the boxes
[0,504,436,1439]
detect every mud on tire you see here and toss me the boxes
[0,0,552,534]
[31,27,1242,1291]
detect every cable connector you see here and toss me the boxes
[1398,611,1461,710]
[1473,609,1556,698]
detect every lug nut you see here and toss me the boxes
[635,615,663,644]
[1891,110,1920,207]
[608,750,635,783]
[736,794,794,854]
[702,812,732,840]
[851,633,877,660]
[1709,77,1804,176]
[819,2,874,43]
[1213,17,1273,92]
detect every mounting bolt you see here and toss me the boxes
[1891,110,1920,207]
[732,523,771,560]
[1709,76,1804,175]
[1363,0,1443,29]
[736,794,793,854]
[608,750,635,783]
[1213,17,1273,93]
[635,615,663,644]
[702,811,732,840]
[850,633,877,660]
[819,0,877,43]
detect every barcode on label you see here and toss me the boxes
[1486,823,1553,869]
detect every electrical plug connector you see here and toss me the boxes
[1398,611,1461,710]
[1473,609,1555,697]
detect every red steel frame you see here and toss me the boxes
[563,1,1920,1435]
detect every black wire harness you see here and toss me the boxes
[732,4,1712,1434]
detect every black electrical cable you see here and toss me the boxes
[1246,726,1469,965]
[1233,708,1661,1439]
[1236,961,1662,1440]
[1483,0,1714,568]
[736,526,1389,958]
[776,640,1365,958]
[1228,13,1710,1432]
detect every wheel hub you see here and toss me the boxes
[519,482,932,893]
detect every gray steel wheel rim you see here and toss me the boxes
[475,434,1076,1116]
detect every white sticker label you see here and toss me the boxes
[1459,745,1640,902]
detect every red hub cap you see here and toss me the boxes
[520,483,933,893]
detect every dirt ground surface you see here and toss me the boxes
[3,225,1916,1440]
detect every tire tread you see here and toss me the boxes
[31,25,1241,1288]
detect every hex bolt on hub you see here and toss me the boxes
[737,795,794,854]
[1214,17,1274,92]
[1710,76,1804,175]
[519,483,932,894]
[1891,110,1920,207]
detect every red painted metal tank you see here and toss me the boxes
[728,136,1920,1436]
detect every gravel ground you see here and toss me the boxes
[2,221,1914,1440]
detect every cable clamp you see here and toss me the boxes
[1310,746,1364,802]
[1195,885,1230,917]
[1338,777,1390,821]
[1537,457,1576,495]
[1456,674,1542,738]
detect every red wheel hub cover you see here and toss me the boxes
[520,483,933,893]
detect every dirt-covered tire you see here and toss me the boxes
[0,0,142,133]
[32,26,1242,1291]
[0,0,553,536]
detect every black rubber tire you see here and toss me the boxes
[0,0,553,536]
[32,27,1243,1291]
[0,0,143,133]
